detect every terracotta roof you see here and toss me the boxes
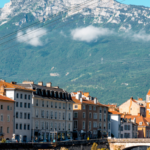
[123,115,150,126]
[106,104,117,108]
[108,110,122,115]
[147,90,150,96]
[72,96,107,107]
[0,80,35,92]
[0,95,14,102]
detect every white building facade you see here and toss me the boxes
[20,81,73,142]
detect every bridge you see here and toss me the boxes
[0,139,150,150]
[108,139,150,150]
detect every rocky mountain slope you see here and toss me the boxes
[0,0,150,104]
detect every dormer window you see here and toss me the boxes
[139,122,142,125]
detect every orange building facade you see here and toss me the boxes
[0,95,14,140]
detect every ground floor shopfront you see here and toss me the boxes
[33,129,72,142]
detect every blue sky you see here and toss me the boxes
[0,0,150,8]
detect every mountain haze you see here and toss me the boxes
[0,0,150,104]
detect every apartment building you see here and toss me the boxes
[0,94,14,140]
[20,81,73,142]
[122,114,150,138]
[71,91,108,139]
[0,80,33,142]
[119,97,146,117]
[120,118,138,138]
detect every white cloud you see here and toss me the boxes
[50,73,60,77]
[131,30,150,42]
[51,67,55,70]
[71,25,114,42]
[17,28,47,46]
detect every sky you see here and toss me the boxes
[0,0,150,8]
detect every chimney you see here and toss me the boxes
[80,98,83,103]
[138,98,143,101]
[130,97,133,100]
[0,85,5,96]
[94,97,97,104]
[11,81,17,84]
[46,82,52,87]
[38,82,43,86]
[54,86,59,89]
[0,79,5,82]
[22,81,34,84]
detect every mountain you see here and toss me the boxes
[0,0,150,104]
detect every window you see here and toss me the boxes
[42,122,44,129]
[59,112,61,120]
[69,103,71,110]
[121,126,123,131]
[104,107,106,113]
[20,112,22,119]
[55,102,57,108]
[7,127,9,133]
[121,134,123,138]
[59,103,61,109]
[63,103,65,109]
[93,113,97,119]
[0,115,3,121]
[35,121,38,129]
[41,110,44,118]
[24,113,27,119]
[109,123,111,130]
[27,125,30,130]
[93,122,97,128]
[36,110,38,117]
[51,122,53,130]
[99,122,101,129]
[36,100,38,106]
[83,112,86,118]
[0,105,3,110]
[55,112,57,119]
[59,123,61,130]
[20,102,22,108]
[104,123,106,130]
[16,112,18,119]
[83,121,85,129]
[20,94,22,99]
[74,104,78,109]
[42,101,44,107]
[7,106,9,110]
[24,124,26,130]
[74,112,78,118]
[46,122,48,130]
[28,95,30,100]
[16,93,19,98]
[74,121,77,129]
[99,113,102,121]
[16,124,18,129]
[89,122,91,130]
[46,101,49,107]
[63,113,65,120]
[0,126,3,133]
[93,106,96,111]
[28,113,30,119]
[68,123,70,130]
[20,124,22,130]
[68,113,71,120]
[89,112,92,119]
[83,105,85,110]
[99,107,102,113]
[28,103,30,108]
[25,94,27,99]
[51,111,53,119]
[104,114,106,121]
[128,125,130,130]
[24,103,27,108]
[46,111,49,119]
[55,123,57,130]
[89,105,92,110]
[16,102,18,107]
[51,102,53,108]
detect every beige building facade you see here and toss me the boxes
[119,97,146,117]
[0,95,14,140]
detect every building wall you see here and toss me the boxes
[0,100,14,140]
[119,100,140,116]
[110,114,120,138]
[32,97,73,141]
[146,102,150,118]
[6,90,32,142]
